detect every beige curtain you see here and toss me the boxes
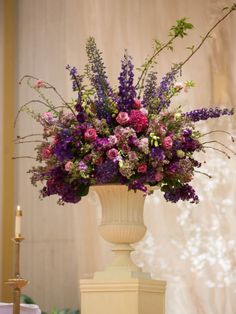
[14,0,236,313]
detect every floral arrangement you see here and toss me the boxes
[16,5,236,205]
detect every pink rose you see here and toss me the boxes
[128,151,138,161]
[65,161,73,171]
[137,164,147,173]
[116,112,130,125]
[35,80,46,88]
[133,98,142,109]
[162,136,173,150]
[155,171,163,182]
[84,128,97,142]
[107,148,119,160]
[121,143,130,154]
[108,135,118,146]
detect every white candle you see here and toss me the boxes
[15,205,22,237]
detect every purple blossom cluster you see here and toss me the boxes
[27,37,234,205]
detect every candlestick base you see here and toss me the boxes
[5,278,29,289]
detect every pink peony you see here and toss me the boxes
[116,112,130,125]
[65,161,73,171]
[84,128,97,142]
[162,136,173,150]
[155,171,164,182]
[137,163,147,173]
[107,148,119,160]
[133,98,142,109]
[129,110,148,133]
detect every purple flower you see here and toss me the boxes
[117,52,136,112]
[164,184,199,204]
[94,160,118,183]
[185,107,234,122]
[78,161,88,172]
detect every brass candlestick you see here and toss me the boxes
[5,235,29,314]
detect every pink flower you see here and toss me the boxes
[108,135,118,146]
[140,108,148,116]
[121,143,130,154]
[129,110,148,133]
[162,136,173,150]
[107,148,119,160]
[128,151,138,161]
[84,128,97,142]
[133,98,142,109]
[42,147,52,159]
[116,112,130,125]
[35,80,46,88]
[95,156,104,165]
[158,123,167,135]
[137,164,147,173]
[65,161,73,171]
[174,82,184,91]
[155,171,163,182]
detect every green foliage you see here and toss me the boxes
[169,17,194,38]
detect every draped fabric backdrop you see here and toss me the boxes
[13,0,236,313]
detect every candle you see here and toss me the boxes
[15,205,22,237]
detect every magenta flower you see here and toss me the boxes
[137,164,147,173]
[84,128,97,141]
[129,110,148,133]
[162,136,173,150]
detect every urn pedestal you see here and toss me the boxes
[80,185,166,314]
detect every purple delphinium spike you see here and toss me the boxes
[66,65,84,105]
[117,52,136,112]
[156,69,178,113]
[86,37,114,122]
[142,71,158,110]
[185,107,234,122]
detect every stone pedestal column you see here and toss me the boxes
[80,185,166,314]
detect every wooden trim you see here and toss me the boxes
[1,0,16,302]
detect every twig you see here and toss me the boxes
[203,145,231,159]
[201,140,236,155]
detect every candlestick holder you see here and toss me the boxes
[5,236,29,314]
